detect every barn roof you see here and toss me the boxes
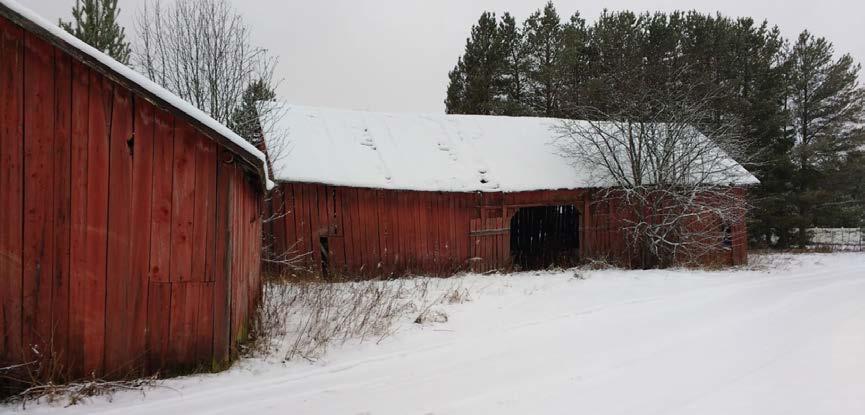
[262,104,759,193]
[0,0,272,190]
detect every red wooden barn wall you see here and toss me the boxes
[0,16,263,380]
[266,182,749,278]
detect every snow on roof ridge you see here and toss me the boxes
[281,103,566,122]
[265,103,760,193]
[0,0,273,189]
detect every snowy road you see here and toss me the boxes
[12,253,865,415]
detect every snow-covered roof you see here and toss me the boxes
[0,0,272,189]
[263,104,759,193]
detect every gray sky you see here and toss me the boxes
[25,0,865,113]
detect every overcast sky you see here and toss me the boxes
[24,0,865,114]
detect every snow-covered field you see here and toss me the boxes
[9,253,865,415]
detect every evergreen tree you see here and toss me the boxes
[786,31,865,245]
[495,13,530,115]
[444,12,504,114]
[229,79,277,147]
[557,12,590,117]
[524,2,564,116]
[444,5,865,244]
[583,11,647,116]
[60,0,131,65]
[444,58,468,114]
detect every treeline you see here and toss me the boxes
[445,3,865,248]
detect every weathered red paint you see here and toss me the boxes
[266,183,749,278]
[0,14,264,381]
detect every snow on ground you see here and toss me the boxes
[9,253,865,415]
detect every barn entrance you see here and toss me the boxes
[510,205,581,270]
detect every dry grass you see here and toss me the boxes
[1,353,161,409]
[250,276,470,362]
[5,375,161,409]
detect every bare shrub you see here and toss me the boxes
[556,65,755,268]
[6,375,160,409]
[250,278,469,362]
[1,334,160,407]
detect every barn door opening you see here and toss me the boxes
[510,205,580,270]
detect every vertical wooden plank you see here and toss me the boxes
[397,191,409,274]
[22,32,56,363]
[203,140,218,283]
[196,282,214,365]
[361,189,379,275]
[306,184,321,272]
[304,183,318,271]
[388,191,401,275]
[338,187,354,274]
[417,192,429,273]
[191,133,216,282]
[129,98,155,372]
[150,110,173,282]
[371,189,383,274]
[409,191,419,274]
[294,183,309,269]
[330,189,346,275]
[348,187,364,274]
[230,168,245,346]
[66,59,89,376]
[0,17,24,363]
[409,192,421,274]
[51,50,72,366]
[470,218,479,273]
[284,184,297,262]
[439,195,450,274]
[445,196,455,272]
[378,190,392,276]
[105,85,134,375]
[318,185,331,273]
[169,282,204,369]
[212,149,232,366]
[145,282,171,373]
[82,72,112,377]
[268,186,286,274]
[351,188,364,275]
[171,123,196,282]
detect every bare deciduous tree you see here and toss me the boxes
[134,0,281,128]
[556,67,756,268]
[135,0,299,270]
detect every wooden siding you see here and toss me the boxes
[267,183,749,278]
[0,16,263,381]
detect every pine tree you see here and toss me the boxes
[229,79,277,147]
[557,12,590,118]
[524,2,564,116]
[444,12,504,115]
[786,31,865,246]
[495,13,530,115]
[445,58,468,114]
[583,11,648,116]
[60,0,131,65]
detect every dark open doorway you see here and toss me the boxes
[510,205,580,270]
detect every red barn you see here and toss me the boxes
[0,1,269,382]
[261,105,755,278]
